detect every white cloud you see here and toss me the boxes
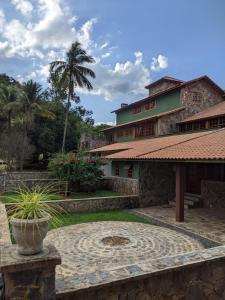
[150,54,168,72]
[11,0,33,16]
[101,52,111,59]
[95,121,116,126]
[0,1,169,104]
[0,0,97,59]
[100,42,109,50]
[80,52,151,101]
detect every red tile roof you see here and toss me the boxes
[102,107,185,132]
[140,129,225,161]
[178,101,225,124]
[91,129,225,161]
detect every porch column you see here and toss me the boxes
[176,163,185,222]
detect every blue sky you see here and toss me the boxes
[0,0,225,124]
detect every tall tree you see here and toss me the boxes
[49,41,96,153]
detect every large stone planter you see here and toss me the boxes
[10,215,50,255]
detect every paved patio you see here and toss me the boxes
[45,221,205,293]
[133,206,225,244]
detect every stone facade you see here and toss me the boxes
[5,195,140,214]
[57,245,225,300]
[80,132,109,151]
[148,81,180,96]
[180,79,224,120]
[201,180,225,208]
[139,162,175,207]
[157,78,224,136]
[102,176,139,195]
[157,108,184,136]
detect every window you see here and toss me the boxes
[209,118,219,128]
[135,122,155,138]
[132,106,141,114]
[115,165,120,176]
[193,121,206,130]
[145,100,156,111]
[125,165,133,178]
[117,128,133,138]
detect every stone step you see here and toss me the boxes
[184,193,201,199]
[169,201,189,210]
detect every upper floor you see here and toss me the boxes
[103,75,225,143]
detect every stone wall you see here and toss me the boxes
[102,176,139,195]
[149,81,180,96]
[80,133,108,151]
[180,78,224,120]
[156,78,224,136]
[157,108,184,136]
[139,162,175,207]
[57,245,225,300]
[5,196,139,214]
[201,180,225,208]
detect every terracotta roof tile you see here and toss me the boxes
[103,131,212,160]
[91,129,225,161]
[140,129,225,161]
[179,101,225,124]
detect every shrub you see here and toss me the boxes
[48,152,104,192]
[0,164,7,174]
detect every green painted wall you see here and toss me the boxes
[116,91,181,125]
[112,161,139,179]
[114,135,135,142]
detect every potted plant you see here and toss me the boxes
[8,185,61,255]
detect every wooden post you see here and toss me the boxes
[176,163,185,222]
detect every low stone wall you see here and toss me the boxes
[139,162,175,207]
[102,176,139,195]
[5,195,139,214]
[201,180,225,208]
[5,171,52,180]
[57,245,225,300]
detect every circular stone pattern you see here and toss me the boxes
[45,221,204,278]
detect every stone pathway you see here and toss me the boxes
[133,207,225,244]
[45,221,205,293]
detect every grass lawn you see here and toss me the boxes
[50,211,150,230]
[0,190,121,204]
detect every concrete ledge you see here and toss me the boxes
[56,245,225,299]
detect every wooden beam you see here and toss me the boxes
[176,163,185,222]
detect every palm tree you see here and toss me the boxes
[0,85,23,131]
[49,41,96,153]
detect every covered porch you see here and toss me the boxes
[138,161,225,222]
[132,206,225,245]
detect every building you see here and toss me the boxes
[90,75,225,222]
[97,75,224,179]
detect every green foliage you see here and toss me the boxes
[49,211,151,230]
[7,185,62,222]
[0,164,7,174]
[49,41,96,152]
[48,152,104,191]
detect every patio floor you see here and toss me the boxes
[132,206,225,244]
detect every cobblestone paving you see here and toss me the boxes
[134,207,225,244]
[45,221,205,292]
